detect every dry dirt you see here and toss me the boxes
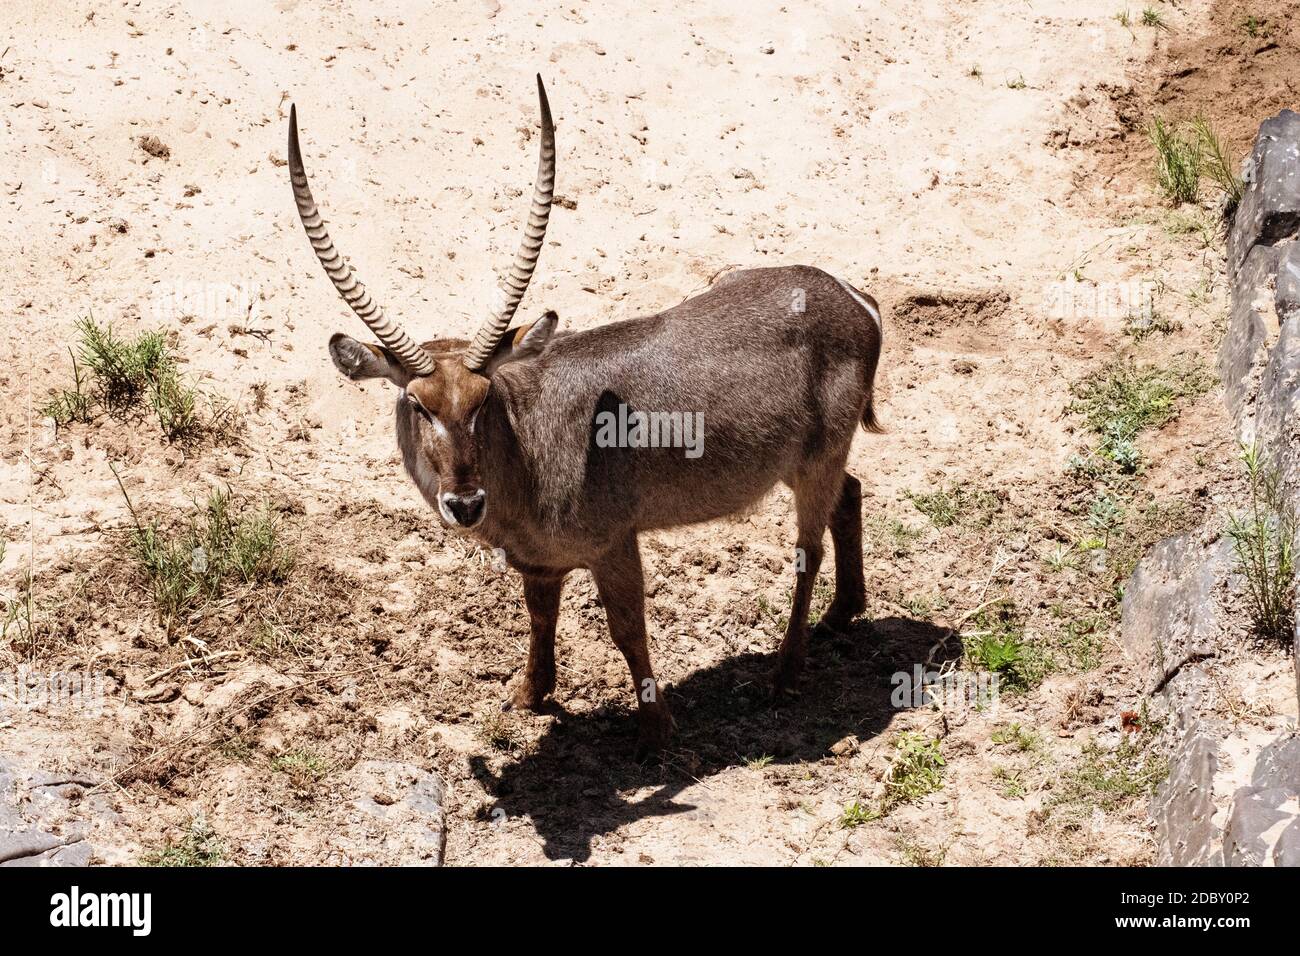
[1,0,1296,865]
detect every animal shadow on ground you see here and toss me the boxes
[469,615,959,861]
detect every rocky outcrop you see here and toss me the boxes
[1125,109,1300,867]
[0,761,112,866]
[1223,735,1300,866]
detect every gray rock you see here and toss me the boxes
[1139,111,1300,870]
[1251,732,1300,790]
[1119,533,1231,694]
[1229,109,1300,279]
[1224,734,1300,866]
[0,759,103,867]
[343,760,446,866]
[1220,243,1281,426]
[1253,277,1300,501]
[1275,240,1300,323]
[1275,818,1300,866]
[1153,725,1222,866]
[1224,787,1289,866]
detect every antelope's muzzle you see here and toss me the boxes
[439,489,487,529]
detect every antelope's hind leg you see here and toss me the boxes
[820,472,866,633]
[504,571,566,712]
[773,464,844,696]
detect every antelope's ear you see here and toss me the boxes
[486,310,558,375]
[329,333,415,387]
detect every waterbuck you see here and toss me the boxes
[288,76,883,758]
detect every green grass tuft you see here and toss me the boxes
[1148,117,1201,205]
[122,484,294,628]
[906,485,1001,529]
[963,604,1049,691]
[141,817,224,867]
[42,316,236,444]
[1069,358,1213,474]
[1191,116,1244,209]
[1226,443,1296,642]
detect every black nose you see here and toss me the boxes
[445,491,486,527]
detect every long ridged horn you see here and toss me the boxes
[287,104,435,377]
[463,75,556,371]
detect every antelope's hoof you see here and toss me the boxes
[819,602,865,634]
[771,664,803,701]
[502,681,549,713]
[633,716,673,763]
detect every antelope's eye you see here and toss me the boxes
[407,395,434,421]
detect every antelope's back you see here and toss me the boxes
[508,265,881,531]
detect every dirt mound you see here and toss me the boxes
[1096,0,1300,186]
[891,290,1012,338]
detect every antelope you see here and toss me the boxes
[288,76,883,759]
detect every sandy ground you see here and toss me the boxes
[2,0,1295,865]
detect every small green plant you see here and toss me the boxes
[840,799,880,829]
[75,316,170,410]
[40,350,93,425]
[993,765,1027,798]
[1054,615,1105,671]
[1042,543,1076,572]
[1,573,37,657]
[1161,207,1216,247]
[148,362,202,443]
[1103,423,1142,474]
[895,836,948,866]
[880,733,946,814]
[216,733,256,763]
[964,604,1048,691]
[1140,7,1164,27]
[900,591,949,619]
[1088,491,1125,540]
[1226,443,1296,642]
[479,710,525,753]
[992,722,1043,753]
[252,618,307,656]
[1039,716,1167,858]
[1070,358,1213,475]
[1114,9,1131,28]
[141,817,224,867]
[1052,732,1168,813]
[1240,15,1265,37]
[1148,116,1201,204]
[271,748,330,791]
[1124,309,1180,342]
[744,753,775,770]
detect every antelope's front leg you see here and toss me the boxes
[504,572,566,712]
[590,533,673,760]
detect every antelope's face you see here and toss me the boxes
[328,316,556,530]
[403,357,491,528]
[289,75,558,532]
